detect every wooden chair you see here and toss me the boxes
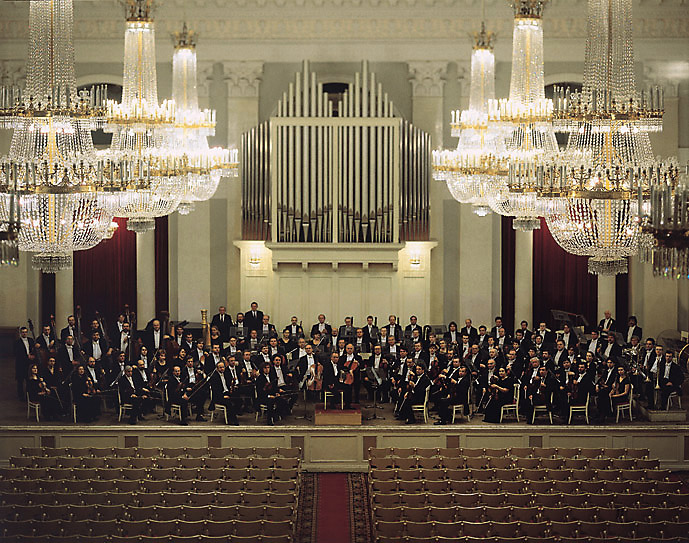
[27,392,40,422]
[209,388,228,424]
[411,386,431,423]
[531,392,553,424]
[117,388,133,423]
[500,384,520,423]
[615,384,634,423]
[452,384,472,423]
[323,389,344,410]
[165,387,188,422]
[568,394,590,424]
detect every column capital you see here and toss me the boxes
[223,61,264,98]
[197,60,216,100]
[408,61,449,98]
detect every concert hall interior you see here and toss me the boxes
[0,0,689,542]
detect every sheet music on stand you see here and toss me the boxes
[430,324,447,335]
[550,310,590,330]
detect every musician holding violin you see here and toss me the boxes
[182,357,208,421]
[27,362,62,421]
[72,365,101,422]
[256,361,288,426]
[397,363,431,424]
[434,359,470,425]
[166,365,191,425]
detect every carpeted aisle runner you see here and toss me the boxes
[295,473,373,543]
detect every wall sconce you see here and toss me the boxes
[409,255,421,268]
[249,255,261,267]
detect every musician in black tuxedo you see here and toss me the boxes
[560,323,579,350]
[533,322,556,349]
[323,352,344,408]
[598,310,616,335]
[338,317,356,344]
[259,314,278,341]
[82,331,111,366]
[71,365,100,422]
[410,341,430,367]
[460,319,479,344]
[659,351,685,410]
[434,360,470,424]
[310,314,333,339]
[353,328,371,354]
[362,316,379,346]
[586,329,602,356]
[209,360,239,425]
[132,359,155,414]
[118,366,144,424]
[600,334,623,362]
[211,307,233,342]
[166,365,190,425]
[398,363,431,424]
[476,326,491,351]
[181,357,207,421]
[570,361,595,407]
[382,315,403,342]
[286,316,304,340]
[15,327,36,400]
[362,344,389,402]
[244,302,264,333]
[256,361,289,425]
[60,315,79,345]
[623,316,643,347]
[490,317,505,339]
[269,355,297,410]
[404,316,422,338]
[595,358,618,421]
[525,366,558,422]
[443,321,461,347]
[142,319,168,355]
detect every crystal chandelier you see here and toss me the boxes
[487,0,559,231]
[432,21,507,217]
[167,23,237,216]
[542,0,677,275]
[103,0,182,233]
[0,0,140,272]
[639,169,689,279]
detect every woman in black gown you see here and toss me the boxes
[72,365,101,422]
[27,363,62,421]
[483,367,515,423]
[610,365,631,411]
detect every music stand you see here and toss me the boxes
[362,353,385,420]
[230,326,246,340]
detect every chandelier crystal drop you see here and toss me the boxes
[166,23,238,215]
[103,0,183,232]
[487,0,559,230]
[432,21,507,216]
[639,170,689,279]
[543,0,675,274]
[0,0,145,272]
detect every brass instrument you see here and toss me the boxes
[201,309,211,349]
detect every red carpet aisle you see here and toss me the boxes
[316,473,351,543]
[295,473,373,543]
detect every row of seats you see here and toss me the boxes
[1,537,290,543]
[373,505,689,523]
[10,456,299,469]
[2,491,296,507]
[370,478,684,495]
[2,466,298,481]
[368,447,651,459]
[4,503,294,522]
[1,519,292,538]
[369,456,659,470]
[2,478,297,494]
[19,447,301,459]
[369,467,671,482]
[371,491,689,508]
[374,519,689,539]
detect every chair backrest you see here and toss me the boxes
[424,386,430,404]
[513,383,520,406]
[628,384,634,408]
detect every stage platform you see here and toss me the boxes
[1,370,688,471]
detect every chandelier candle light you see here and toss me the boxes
[542,0,677,275]
[487,0,560,231]
[167,22,237,216]
[432,17,507,217]
[103,0,183,233]
[0,0,146,272]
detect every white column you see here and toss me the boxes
[408,61,448,323]
[176,201,211,321]
[54,268,73,322]
[514,229,533,330]
[223,61,263,313]
[136,230,155,323]
[597,275,616,322]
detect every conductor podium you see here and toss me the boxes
[314,404,363,426]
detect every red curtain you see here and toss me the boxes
[73,217,137,322]
[532,218,598,330]
[501,216,516,335]
[154,216,169,316]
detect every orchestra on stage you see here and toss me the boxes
[13,304,685,426]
